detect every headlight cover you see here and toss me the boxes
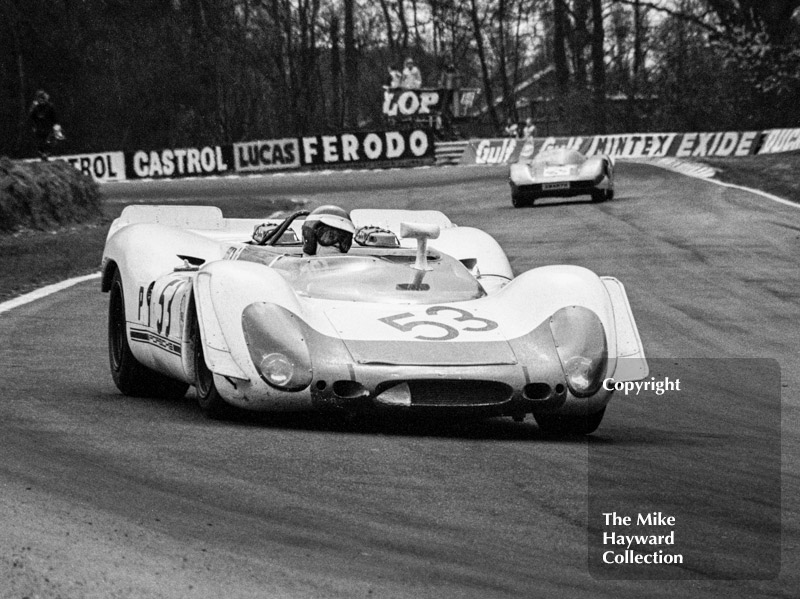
[549,306,607,397]
[242,303,312,391]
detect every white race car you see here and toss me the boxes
[101,205,647,434]
[509,147,614,207]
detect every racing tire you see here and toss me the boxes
[591,190,608,203]
[108,270,189,399]
[191,312,235,419]
[511,191,534,208]
[533,408,606,436]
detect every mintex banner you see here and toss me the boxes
[125,144,235,179]
[382,89,445,117]
[58,151,126,182]
[460,131,764,165]
[299,129,434,167]
[233,138,301,173]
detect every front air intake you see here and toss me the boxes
[396,380,513,407]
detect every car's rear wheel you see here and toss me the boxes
[191,312,234,419]
[533,407,606,435]
[108,270,188,399]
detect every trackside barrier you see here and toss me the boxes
[46,126,800,181]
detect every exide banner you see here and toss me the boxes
[233,138,300,172]
[125,145,234,179]
[382,89,444,117]
[299,129,434,167]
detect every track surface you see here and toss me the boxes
[1,164,798,598]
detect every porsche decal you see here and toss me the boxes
[129,328,181,355]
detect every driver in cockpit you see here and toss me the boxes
[301,205,355,255]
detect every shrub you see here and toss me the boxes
[0,157,102,233]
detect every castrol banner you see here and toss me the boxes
[299,129,434,167]
[58,152,126,182]
[125,144,235,179]
[459,131,765,165]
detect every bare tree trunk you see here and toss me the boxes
[343,0,357,128]
[553,0,570,89]
[469,0,500,131]
[378,0,396,58]
[591,0,606,133]
[330,12,342,128]
[497,0,515,122]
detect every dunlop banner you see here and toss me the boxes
[382,89,444,117]
[58,152,126,182]
[299,129,434,167]
[125,144,235,179]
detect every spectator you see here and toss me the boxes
[504,118,519,138]
[28,90,62,160]
[387,65,402,88]
[522,117,537,138]
[401,57,422,89]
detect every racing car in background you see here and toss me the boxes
[101,205,647,435]
[509,147,614,207]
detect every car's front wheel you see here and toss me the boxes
[533,408,606,435]
[108,270,188,399]
[191,312,234,419]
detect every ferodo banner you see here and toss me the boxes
[233,138,300,173]
[299,129,434,167]
[58,152,126,182]
[126,145,234,179]
[382,89,444,117]
[758,128,800,154]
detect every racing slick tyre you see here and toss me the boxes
[191,311,235,419]
[591,189,612,203]
[511,191,534,208]
[533,408,606,436]
[108,270,189,399]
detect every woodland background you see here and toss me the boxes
[2,0,800,157]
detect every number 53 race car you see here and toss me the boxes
[101,205,647,434]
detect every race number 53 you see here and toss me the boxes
[378,306,498,341]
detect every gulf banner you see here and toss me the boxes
[125,144,235,179]
[459,131,764,165]
[298,129,434,167]
[58,152,126,182]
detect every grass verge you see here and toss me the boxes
[699,150,800,204]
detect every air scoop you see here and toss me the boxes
[400,222,440,271]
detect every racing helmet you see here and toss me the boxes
[301,205,355,255]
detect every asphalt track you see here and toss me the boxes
[0,163,798,598]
